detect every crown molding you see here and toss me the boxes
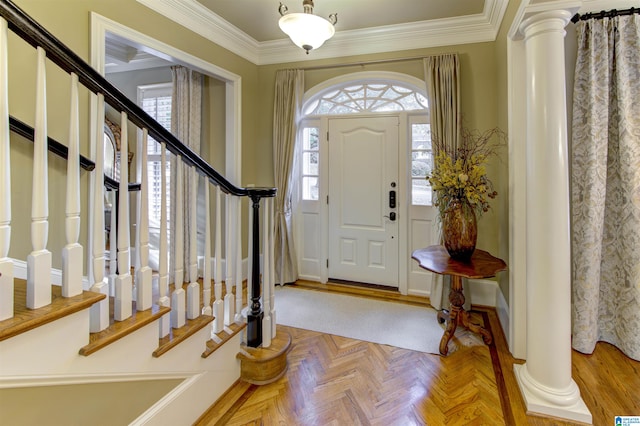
[136,0,260,63]
[137,0,509,66]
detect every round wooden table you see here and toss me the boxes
[412,245,507,355]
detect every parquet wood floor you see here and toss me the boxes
[196,283,640,426]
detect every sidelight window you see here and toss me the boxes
[301,126,320,201]
[411,122,432,206]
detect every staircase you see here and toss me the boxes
[0,0,278,424]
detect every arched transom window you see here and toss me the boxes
[304,82,428,115]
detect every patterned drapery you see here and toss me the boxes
[571,14,640,361]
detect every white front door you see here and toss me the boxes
[328,116,399,287]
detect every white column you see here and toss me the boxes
[513,10,591,424]
[0,17,13,321]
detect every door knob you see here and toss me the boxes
[384,212,397,221]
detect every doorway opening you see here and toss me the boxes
[293,71,436,296]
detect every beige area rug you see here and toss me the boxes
[274,286,444,355]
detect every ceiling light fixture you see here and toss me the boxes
[278,0,337,54]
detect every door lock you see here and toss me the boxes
[389,190,396,209]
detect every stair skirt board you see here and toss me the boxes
[1,309,243,425]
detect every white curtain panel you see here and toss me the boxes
[170,66,203,283]
[423,54,469,311]
[272,69,303,285]
[571,14,640,361]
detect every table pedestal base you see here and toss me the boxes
[436,276,492,355]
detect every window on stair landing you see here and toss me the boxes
[138,83,172,260]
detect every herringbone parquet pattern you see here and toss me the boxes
[203,315,506,426]
[197,282,640,426]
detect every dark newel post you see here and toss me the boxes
[246,195,263,347]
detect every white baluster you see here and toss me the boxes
[269,197,276,337]
[62,73,83,298]
[171,156,186,329]
[202,182,212,317]
[136,128,152,311]
[223,193,234,325]
[187,167,200,320]
[114,112,132,321]
[262,197,272,347]
[212,186,224,332]
[89,94,109,332]
[108,190,116,294]
[27,46,51,309]
[0,17,13,321]
[158,143,170,337]
[235,197,243,323]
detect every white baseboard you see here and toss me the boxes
[467,278,498,308]
[11,255,252,290]
[496,286,510,343]
[407,289,430,298]
[12,258,91,289]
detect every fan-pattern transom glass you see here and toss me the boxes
[304,83,428,115]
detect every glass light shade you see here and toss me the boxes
[279,13,335,52]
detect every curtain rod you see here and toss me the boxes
[571,7,638,23]
[297,55,429,71]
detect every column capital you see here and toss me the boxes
[509,2,580,41]
[520,10,573,39]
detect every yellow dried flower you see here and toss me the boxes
[427,127,506,216]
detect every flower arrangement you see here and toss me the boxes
[427,127,506,217]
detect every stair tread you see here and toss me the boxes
[0,279,106,343]
[201,321,246,359]
[79,301,172,356]
[153,314,214,357]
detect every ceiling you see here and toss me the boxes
[105,0,638,71]
[107,0,509,71]
[196,0,485,43]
